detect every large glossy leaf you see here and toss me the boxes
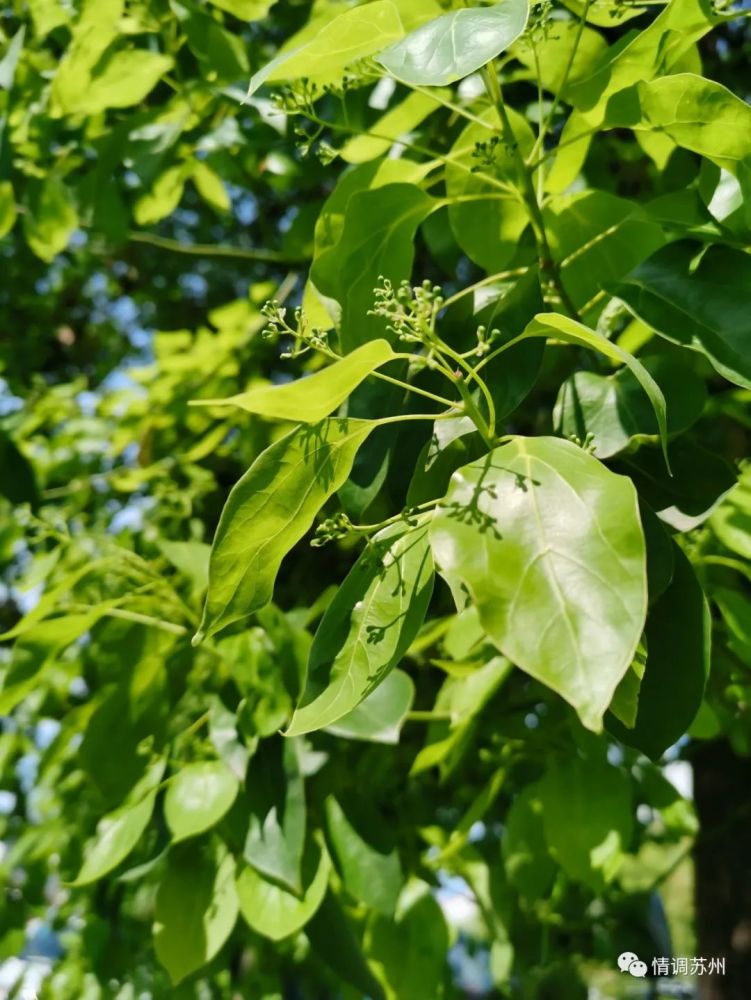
[164,761,239,842]
[613,240,751,389]
[538,756,633,891]
[311,184,435,351]
[608,546,710,759]
[554,355,706,459]
[607,74,751,174]
[286,522,434,736]
[154,843,239,985]
[73,759,166,885]
[326,797,402,915]
[324,668,414,744]
[236,838,330,941]
[244,737,306,894]
[522,313,669,466]
[249,0,404,95]
[192,340,396,423]
[430,437,647,731]
[377,0,529,86]
[195,418,375,641]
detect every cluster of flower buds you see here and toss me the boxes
[261,301,329,358]
[471,134,516,171]
[312,511,354,547]
[370,277,444,345]
[568,431,597,454]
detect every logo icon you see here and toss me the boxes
[618,951,648,978]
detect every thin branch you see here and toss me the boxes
[128,231,306,264]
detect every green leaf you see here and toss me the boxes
[22,177,78,263]
[545,191,665,320]
[607,74,751,174]
[236,838,330,941]
[311,184,435,351]
[554,355,706,459]
[445,107,533,273]
[164,761,239,842]
[0,182,16,240]
[538,756,633,892]
[73,759,166,885]
[286,521,434,736]
[523,313,669,468]
[711,465,751,560]
[192,162,231,213]
[207,0,274,17]
[502,786,556,904]
[154,842,239,985]
[52,0,173,118]
[366,880,449,999]
[377,0,529,86]
[410,656,511,777]
[157,538,210,594]
[196,418,375,641]
[134,165,190,226]
[305,892,387,999]
[608,546,710,759]
[0,426,38,506]
[244,737,306,894]
[0,27,24,90]
[341,92,440,164]
[192,340,396,423]
[325,797,402,915]
[324,668,414,743]
[513,17,606,92]
[0,605,123,716]
[613,240,751,390]
[563,0,647,26]
[617,439,736,532]
[430,438,647,731]
[249,0,405,95]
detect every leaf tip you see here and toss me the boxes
[191,629,205,647]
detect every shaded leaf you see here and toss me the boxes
[538,757,633,892]
[325,797,402,915]
[286,521,434,736]
[608,546,711,759]
[613,240,751,389]
[74,759,166,885]
[154,842,239,985]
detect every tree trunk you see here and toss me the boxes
[693,739,751,999]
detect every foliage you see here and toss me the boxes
[1,0,751,996]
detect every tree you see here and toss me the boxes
[1,0,750,997]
